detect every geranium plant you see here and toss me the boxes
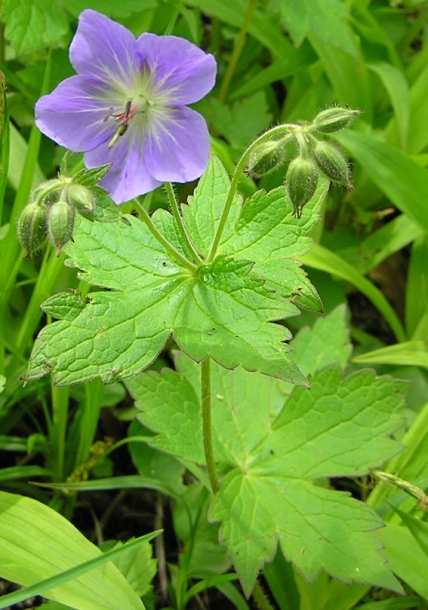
[3,6,425,610]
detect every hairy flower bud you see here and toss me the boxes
[285,157,318,218]
[66,183,95,214]
[312,107,362,134]
[47,199,76,255]
[247,140,286,178]
[313,140,352,187]
[17,202,48,257]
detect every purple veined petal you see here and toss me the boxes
[144,106,210,183]
[84,126,162,204]
[35,75,117,152]
[136,34,217,105]
[70,9,137,87]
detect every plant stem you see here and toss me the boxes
[207,124,297,262]
[218,0,259,102]
[164,182,203,263]
[201,358,219,494]
[50,383,70,480]
[252,580,275,610]
[133,198,197,272]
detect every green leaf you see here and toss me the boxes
[61,0,158,18]
[334,129,428,233]
[302,243,406,343]
[231,43,317,100]
[395,510,428,557]
[26,156,323,386]
[211,367,405,595]
[185,0,293,59]
[128,356,405,595]
[173,484,231,579]
[273,0,357,56]
[353,341,428,369]
[103,539,157,598]
[210,92,273,150]
[368,62,410,149]
[290,304,352,376]
[385,62,428,154]
[221,176,329,310]
[182,156,242,258]
[378,523,428,602]
[3,0,69,55]
[128,419,187,499]
[0,491,146,610]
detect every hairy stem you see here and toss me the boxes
[252,580,275,610]
[201,358,219,494]
[133,198,197,272]
[165,182,203,263]
[207,124,297,262]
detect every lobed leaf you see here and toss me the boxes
[127,350,405,596]
[26,156,326,386]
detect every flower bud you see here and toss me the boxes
[285,157,318,218]
[17,202,48,257]
[313,141,352,187]
[66,183,95,214]
[47,199,75,255]
[312,107,362,133]
[247,140,286,178]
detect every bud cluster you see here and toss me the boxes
[17,179,95,257]
[245,106,362,218]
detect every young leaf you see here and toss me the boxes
[127,357,405,596]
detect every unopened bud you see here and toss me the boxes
[66,184,95,214]
[313,141,352,187]
[312,107,362,134]
[285,157,318,218]
[47,199,75,255]
[247,140,286,178]
[17,202,48,257]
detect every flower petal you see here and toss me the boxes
[136,34,216,104]
[144,106,210,182]
[70,9,137,88]
[84,127,161,204]
[35,75,115,152]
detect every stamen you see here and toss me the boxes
[108,124,129,149]
[107,100,133,149]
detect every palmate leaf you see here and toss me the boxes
[126,334,405,595]
[25,157,325,386]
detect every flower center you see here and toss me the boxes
[105,66,170,149]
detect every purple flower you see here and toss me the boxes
[35,10,217,204]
